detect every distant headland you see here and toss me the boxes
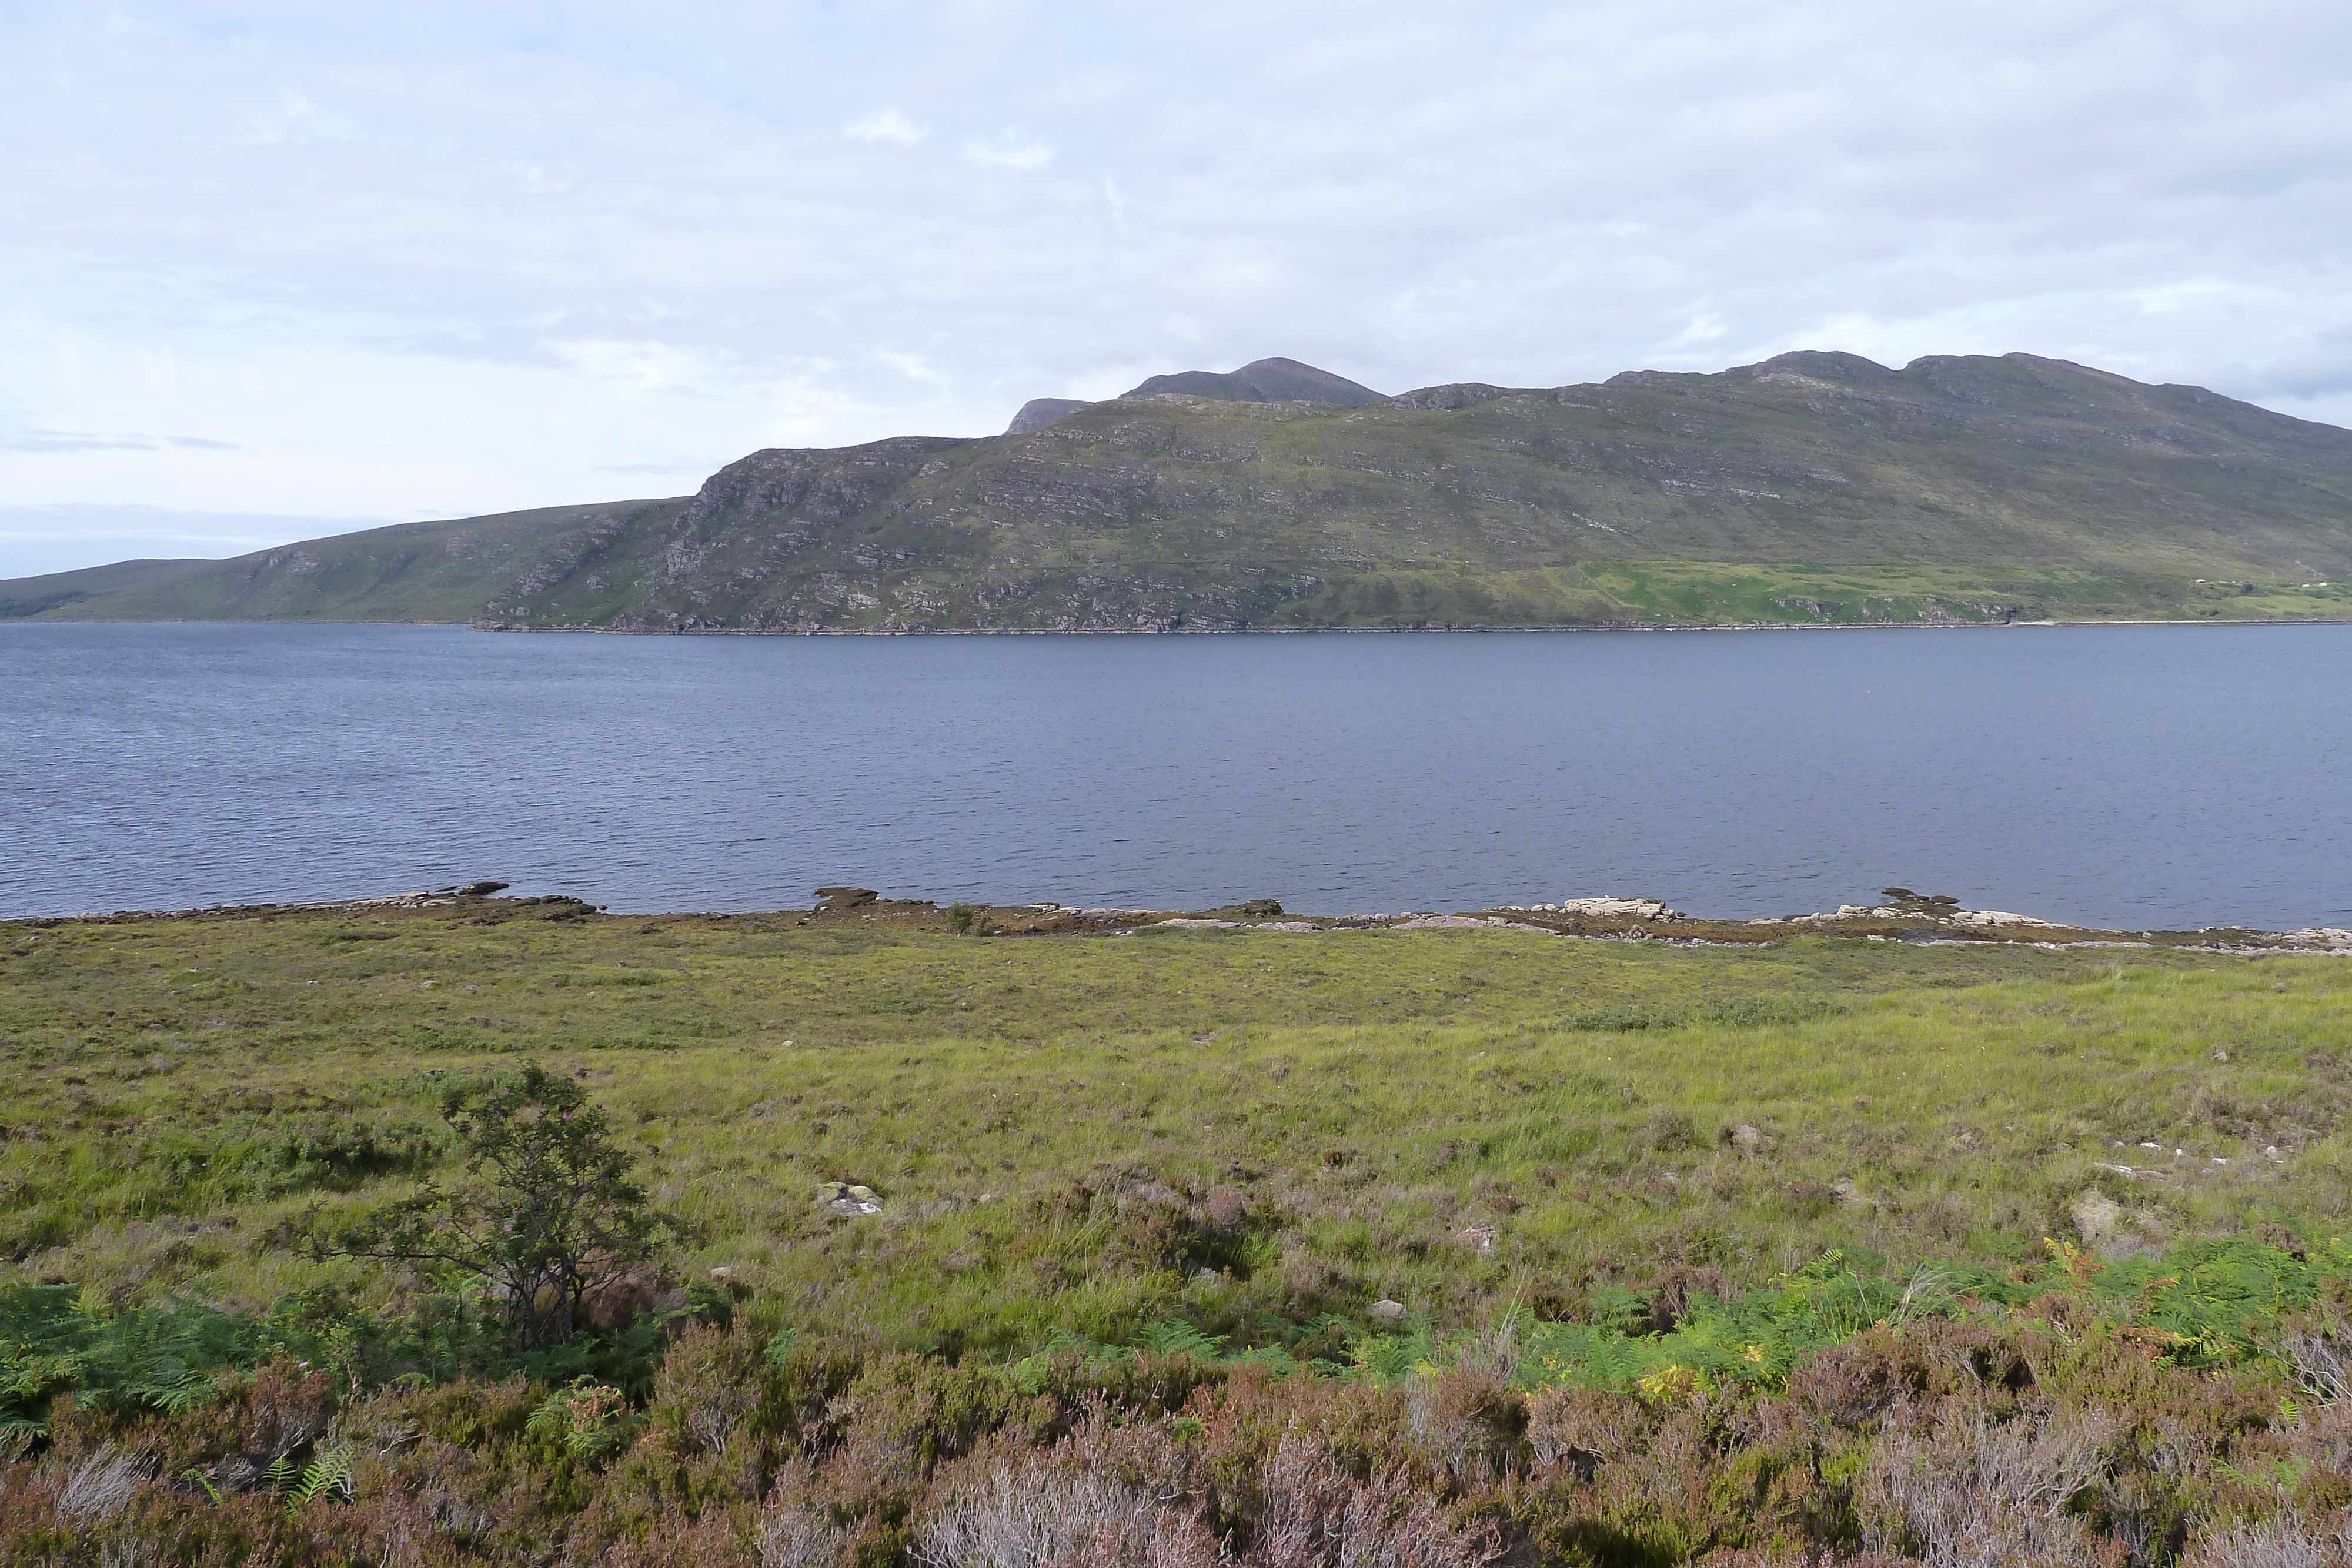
[5,350,2349,632]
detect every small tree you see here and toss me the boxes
[323,1061,666,1349]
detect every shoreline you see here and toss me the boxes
[9,614,2352,634]
[475,616,2352,635]
[12,888,2349,955]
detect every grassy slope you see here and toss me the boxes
[8,352,2352,630]
[0,499,687,624]
[6,904,2348,1360]
[1583,561,2352,625]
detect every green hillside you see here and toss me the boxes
[9,350,2352,630]
[0,498,687,625]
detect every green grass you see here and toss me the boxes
[6,905,2350,1364]
[1583,561,2352,625]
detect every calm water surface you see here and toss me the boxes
[2,622,2348,928]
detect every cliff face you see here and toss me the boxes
[12,351,2352,630]
[553,350,2352,632]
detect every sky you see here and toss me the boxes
[5,0,2352,578]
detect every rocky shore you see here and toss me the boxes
[12,882,2349,954]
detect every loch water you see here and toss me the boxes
[2,621,2348,929]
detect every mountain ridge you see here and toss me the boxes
[1003,355,1385,435]
[1121,355,1385,407]
[8,349,2351,631]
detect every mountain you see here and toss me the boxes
[8,350,2351,631]
[1002,357,1384,435]
[1004,398,1092,434]
[1120,356,1386,406]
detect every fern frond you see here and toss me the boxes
[286,1443,355,1512]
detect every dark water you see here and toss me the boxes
[3,621,2348,928]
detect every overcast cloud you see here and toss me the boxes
[5,0,2352,574]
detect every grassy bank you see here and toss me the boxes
[6,902,2349,1346]
[7,901,2352,1563]
[1581,561,2352,626]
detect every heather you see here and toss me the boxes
[6,898,2352,1562]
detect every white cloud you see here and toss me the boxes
[962,131,1052,169]
[2,0,2350,546]
[874,350,952,392]
[843,108,925,145]
[549,338,715,391]
[240,89,347,147]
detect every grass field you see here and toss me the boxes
[1580,561,2352,626]
[8,902,2349,1352]
[11,900,2352,1566]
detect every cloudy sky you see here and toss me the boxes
[5,0,2351,576]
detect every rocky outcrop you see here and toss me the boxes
[1121,357,1385,406]
[816,1182,883,1217]
[1491,897,1679,921]
[1005,397,1091,434]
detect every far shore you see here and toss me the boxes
[10,613,2352,634]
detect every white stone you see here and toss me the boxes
[1550,897,1677,920]
[2070,1190,2123,1243]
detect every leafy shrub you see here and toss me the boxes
[1,1284,267,1435]
[321,1061,670,1349]
[527,1376,639,1459]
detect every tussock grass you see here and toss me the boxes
[14,907,2352,1563]
[4,909,2350,1361]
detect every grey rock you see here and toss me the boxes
[1452,1225,1497,1253]
[1005,397,1091,434]
[814,1181,883,1216]
[1368,1299,1408,1325]
[2071,1189,2123,1243]
[1729,1124,1763,1154]
[1385,382,1508,411]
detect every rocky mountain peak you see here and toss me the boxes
[1121,356,1385,406]
[1004,397,1090,435]
[1002,357,1385,435]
